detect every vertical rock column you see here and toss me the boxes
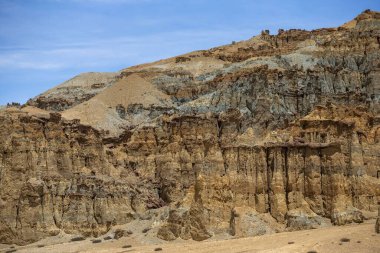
[376,202,380,234]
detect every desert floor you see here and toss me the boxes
[1,220,379,253]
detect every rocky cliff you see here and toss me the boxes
[1,10,379,245]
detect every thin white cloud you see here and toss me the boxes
[0,28,255,71]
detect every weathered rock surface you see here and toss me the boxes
[0,110,162,244]
[0,10,380,245]
[376,204,380,233]
[26,72,120,111]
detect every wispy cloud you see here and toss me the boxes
[0,28,255,70]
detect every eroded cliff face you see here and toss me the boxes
[0,110,162,244]
[140,105,380,240]
[0,10,380,245]
[1,104,379,244]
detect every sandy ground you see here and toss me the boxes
[1,220,379,253]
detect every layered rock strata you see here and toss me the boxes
[0,10,380,245]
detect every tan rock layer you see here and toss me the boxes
[1,10,380,245]
[0,112,161,245]
[1,103,379,245]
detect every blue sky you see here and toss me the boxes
[0,0,379,105]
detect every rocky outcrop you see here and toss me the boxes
[1,10,380,245]
[27,72,120,111]
[0,110,161,245]
[129,105,379,240]
[1,103,379,245]
[157,174,211,241]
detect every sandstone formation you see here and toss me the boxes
[376,203,380,233]
[0,10,380,245]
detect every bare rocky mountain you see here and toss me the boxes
[0,10,379,246]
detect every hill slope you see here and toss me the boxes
[27,72,120,111]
